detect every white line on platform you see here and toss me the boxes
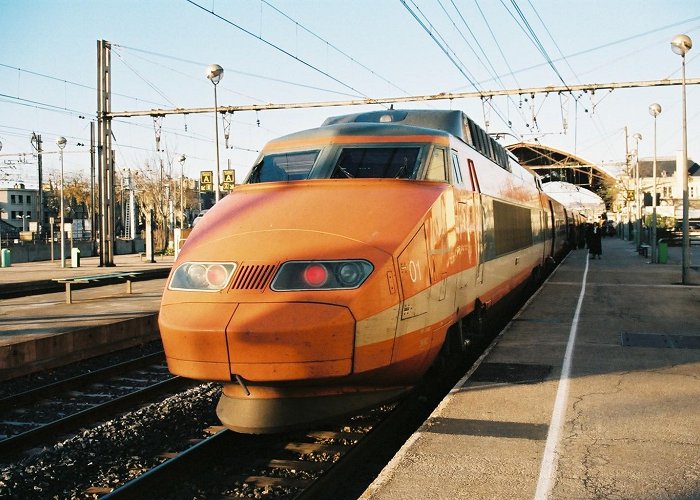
[534,254,590,500]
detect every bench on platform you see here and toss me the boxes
[638,244,651,257]
[52,272,142,304]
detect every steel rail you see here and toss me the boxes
[0,351,166,408]
[101,428,236,499]
[0,377,194,460]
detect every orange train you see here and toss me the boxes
[158,109,580,433]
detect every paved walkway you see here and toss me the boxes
[0,253,174,285]
[364,238,700,499]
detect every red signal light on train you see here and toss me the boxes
[206,264,229,288]
[271,260,374,291]
[303,264,328,287]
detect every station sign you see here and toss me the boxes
[222,169,236,191]
[200,171,213,192]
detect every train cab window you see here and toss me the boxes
[247,150,320,183]
[425,147,447,182]
[330,147,420,179]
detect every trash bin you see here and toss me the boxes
[0,248,10,268]
[71,248,81,268]
[658,240,668,264]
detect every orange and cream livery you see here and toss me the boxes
[158,109,577,433]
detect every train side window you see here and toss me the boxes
[451,151,464,186]
[426,147,447,182]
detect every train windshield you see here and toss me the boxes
[331,147,421,179]
[248,150,320,183]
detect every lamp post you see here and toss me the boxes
[649,103,662,263]
[206,64,224,203]
[178,154,186,229]
[56,136,67,268]
[18,215,28,231]
[671,34,692,284]
[633,132,643,249]
[0,141,1,249]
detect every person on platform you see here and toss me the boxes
[586,221,603,259]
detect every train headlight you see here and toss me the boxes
[169,262,237,291]
[271,260,373,291]
[336,261,364,287]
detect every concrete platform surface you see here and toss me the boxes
[0,253,174,380]
[363,238,700,500]
[0,252,173,285]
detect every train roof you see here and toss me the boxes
[322,109,467,141]
[323,109,512,172]
[263,121,451,149]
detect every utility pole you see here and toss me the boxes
[30,133,43,239]
[90,121,97,255]
[97,39,115,266]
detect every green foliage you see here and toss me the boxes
[644,214,676,229]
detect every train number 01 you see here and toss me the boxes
[408,260,422,283]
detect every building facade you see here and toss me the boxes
[0,183,37,230]
[620,152,700,222]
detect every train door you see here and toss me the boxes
[467,159,485,285]
[547,199,556,259]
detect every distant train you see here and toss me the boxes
[158,109,580,433]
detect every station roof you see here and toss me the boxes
[506,142,615,187]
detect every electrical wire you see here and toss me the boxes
[260,0,412,96]
[184,0,372,99]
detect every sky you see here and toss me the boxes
[0,0,699,189]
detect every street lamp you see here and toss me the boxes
[206,64,224,203]
[178,154,186,229]
[633,132,643,249]
[649,103,662,263]
[671,33,692,284]
[56,136,67,268]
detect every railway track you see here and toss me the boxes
[0,351,194,460]
[97,336,486,499]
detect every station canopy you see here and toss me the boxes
[506,143,615,196]
[541,181,606,221]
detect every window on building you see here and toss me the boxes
[17,195,23,203]
[26,195,31,204]
[10,195,16,203]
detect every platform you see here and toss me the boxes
[0,253,174,380]
[363,238,700,499]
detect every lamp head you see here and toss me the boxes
[633,133,642,141]
[671,34,692,56]
[179,154,186,163]
[56,136,67,150]
[648,103,662,117]
[206,64,224,85]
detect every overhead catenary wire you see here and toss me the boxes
[259,0,412,96]
[398,0,514,131]
[184,0,372,99]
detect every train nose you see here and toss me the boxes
[226,302,355,381]
[161,300,356,382]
